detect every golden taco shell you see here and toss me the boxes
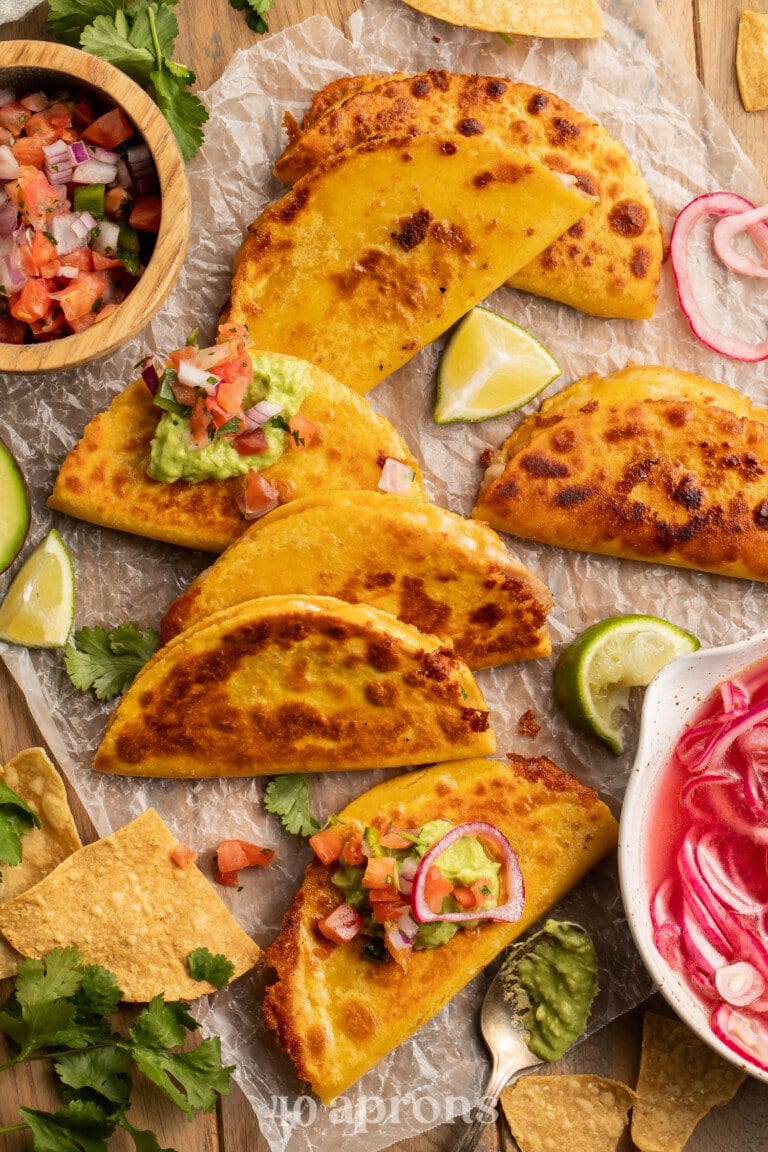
[263,754,618,1103]
[400,0,604,37]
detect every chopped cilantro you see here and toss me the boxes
[43,231,57,244]
[91,297,104,314]
[185,326,199,347]
[216,417,243,439]
[64,621,159,702]
[0,780,41,882]
[264,775,320,838]
[117,248,140,276]
[187,948,235,990]
[269,414,290,433]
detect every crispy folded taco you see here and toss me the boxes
[229,132,593,393]
[0,748,82,978]
[473,364,768,581]
[159,490,552,668]
[48,349,425,553]
[0,808,261,1001]
[94,594,494,778]
[263,754,618,1103]
[275,71,661,321]
[400,0,604,37]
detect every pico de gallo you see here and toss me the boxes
[0,86,160,344]
[309,816,525,970]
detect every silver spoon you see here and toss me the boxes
[453,921,591,1152]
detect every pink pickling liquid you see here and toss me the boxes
[647,657,768,1071]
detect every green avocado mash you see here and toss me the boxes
[513,919,598,1062]
[148,352,313,483]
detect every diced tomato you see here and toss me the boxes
[288,412,321,450]
[0,127,14,147]
[368,887,404,904]
[31,231,57,269]
[470,878,496,907]
[10,278,52,323]
[82,107,134,148]
[67,310,97,334]
[240,471,279,520]
[216,838,275,875]
[217,374,248,414]
[371,900,408,925]
[168,344,197,369]
[216,869,240,888]
[453,886,477,911]
[18,171,60,218]
[362,856,397,890]
[0,102,29,136]
[384,926,411,971]
[171,380,198,407]
[309,827,346,865]
[58,248,93,273]
[129,195,161,232]
[91,302,118,325]
[29,308,67,340]
[317,903,365,945]
[54,272,107,323]
[190,395,212,446]
[0,314,27,344]
[16,242,37,278]
[71,97,96,128]
[91,251,124,271]
[379,828,414,850]
[104,186,131,219]
[235,428,268,456]
[423,865,454,914]
[341,834,365,867]
[45,102,73,131]
[170,844,198,869]
[205,395,241,431]
[216,351,253,385]
[23,113,57,141]
[217,320,248,342]
[13,136,45,168]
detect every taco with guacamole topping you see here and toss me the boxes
[263,754,618,1103]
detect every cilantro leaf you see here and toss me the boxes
[64,622,159,702]
[0,779,41,876]
[20,1100,115,1152]
[130,1035,233,1117]
[228,0,274,34]
[80,14,155,83]
[54,1047,132,1108]
[46,0,123,46]
[0,949,86,1058]
[118,1116,174,1152]
[264,775,320,838]
[149,68,207,163]
[73,965,123,1028]
[129,997,196,1051]
[187,947,235,990]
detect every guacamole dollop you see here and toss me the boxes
[148,352,313,483]
[513,919,598,1062]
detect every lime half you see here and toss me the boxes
[554,615,700,755]
[433,306,560,424]
[0,529,76,649]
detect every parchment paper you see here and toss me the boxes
[2,1,768,1148]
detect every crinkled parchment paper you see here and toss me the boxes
[2,1,768,1148]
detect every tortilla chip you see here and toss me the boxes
[0,748,82,979]
[0,808,261,1001]
[737,11,768,112]
[400,0,604,38]
[631,1013,746,1152]
[500,1075,635,1152]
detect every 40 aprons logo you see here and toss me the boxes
[269,1093,496,1131]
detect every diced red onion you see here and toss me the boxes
[20,92,47,112]
[713,203,768,279]
[244,400,281,428]
[0,145,20,181]
[193,342,233,371]
[138,355,163,395]
[670,192,768,362]
[0,90,15,109]
[715,962,766,1008]
[410,821,524,925]
[91,219,120,255]
[378,457,416,496]
[45,164,74,187]
[384,926,413,952]
[50,214,84,256]
[58,265,78,280]
[397,909,420,940]
[0,200,16,239]
[71,159,117,185]
[178,360,220,393]
[68,140,89,166]
[114,159,131,189]
[70,216,92,242]
[1,255,26,294]
[88,145,120,165]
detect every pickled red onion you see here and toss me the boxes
[410,821,524,925]
[713,202,768,279]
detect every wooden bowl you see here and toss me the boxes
[0,41,191,374]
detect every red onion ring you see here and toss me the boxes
[713,203,768,279]
[410,821,524,925]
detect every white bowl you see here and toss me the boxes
[619,627,768,1084]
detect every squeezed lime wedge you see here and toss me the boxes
[0,529,76,649]
[554,614,700,755]
[433,306,560,424]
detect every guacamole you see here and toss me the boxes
[148,352,313,483]
[511,919,598,1062]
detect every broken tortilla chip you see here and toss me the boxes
[737,11,768,112]
[400,0,604,38]
[0,748,82,979]
[0,808,261,1001]
[500,1074,635,1152]
[632,1012,746,1152]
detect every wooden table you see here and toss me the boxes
[2,2,768,1149]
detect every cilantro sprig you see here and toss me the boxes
[263,774,320,838]
[227,0,274,34]
[64,621,159,702]
[46,0,208,161]
[0,949,234,1151]
[187,948,235,991]
[0,781,41,882]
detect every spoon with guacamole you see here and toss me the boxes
[454,919,598,1152]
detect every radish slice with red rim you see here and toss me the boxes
[410,821,524,925]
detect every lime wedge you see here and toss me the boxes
[554,614,700,755]
[433,306,560,424]
[0,530,76,649]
